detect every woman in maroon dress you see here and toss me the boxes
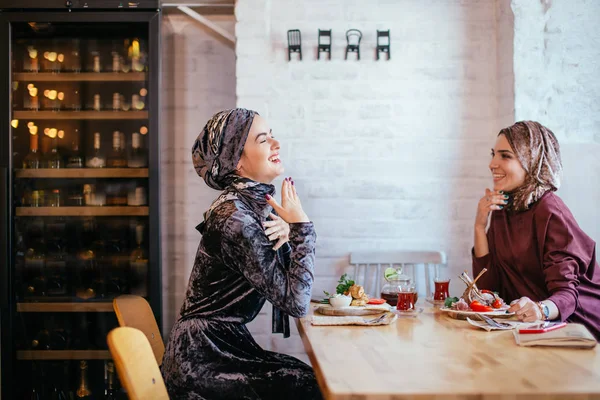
[472,121,600,340]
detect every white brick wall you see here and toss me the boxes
[160,14,236,336]
[158,0,599,364]
[236,0,505,360]
[511,0,600,244]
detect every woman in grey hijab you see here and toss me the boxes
[161,108,323,399]
[472,121,600,340]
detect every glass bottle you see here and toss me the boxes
[76,360,92,399]
[106,131,127,167]
[24,238,47,298]
[45,237,67,296]
[104,361,118,400]
[75,218,102,300]
[129,223,148,297]
[46,138,62,169]
[30,328,51,350]
[67,138,84,168]
[86,132,105,168]
[23,134,41,169]
[127,132,147,168]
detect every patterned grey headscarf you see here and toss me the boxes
[499,121,562,211]
[192,108,258,190]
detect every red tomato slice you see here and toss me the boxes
[368,298,386,305]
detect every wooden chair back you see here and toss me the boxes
[113,295,164,365]
[107,327,169,400]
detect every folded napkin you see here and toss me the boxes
[311,311,397,326]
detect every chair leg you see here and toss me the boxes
[376,50,379,60]
[317,50,320,60]
[299,50,302,61]
[357,49,360,60]
[388,49,390,60]
[345,48,348,60]
[288,49,291,61]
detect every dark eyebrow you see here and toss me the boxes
[491,148,514,155]
[254,129,272,143]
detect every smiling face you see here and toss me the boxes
[236,115,284,184]
[489,134,527,192]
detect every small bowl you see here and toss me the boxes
[329,295,352,308]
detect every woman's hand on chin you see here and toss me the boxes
[265,177,310,224]
[475,188,507,229]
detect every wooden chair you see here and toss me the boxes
[350,251,447,298]
[113,295,164,365]
[107,327,169,400]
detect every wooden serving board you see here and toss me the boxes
[315,304,390,316]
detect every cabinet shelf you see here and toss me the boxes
[15,168,148,179]
[17,350,111,360]
[17,302,114,312]
[16,206,149,217]
[14,72,147,82]
[13,111,148,120]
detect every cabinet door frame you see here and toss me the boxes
[0,11,161,400]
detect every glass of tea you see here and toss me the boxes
[433,279,450,301]
[396,283,417,311]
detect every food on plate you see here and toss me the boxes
[323,274,369,306]
[444,269,508,312]
[328,294,352,308]
[367,298,386,305]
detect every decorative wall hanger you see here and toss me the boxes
[345,29,362,60]
[317,29,332,60]
[376,30,390,60]
[287,29,302,61]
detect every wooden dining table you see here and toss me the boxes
[296,302,600,400]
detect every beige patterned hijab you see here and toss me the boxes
[499,121,562,211]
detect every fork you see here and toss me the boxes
[479,314,512,328]
[366,314,386,324]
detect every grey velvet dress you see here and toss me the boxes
[161,178,322,400]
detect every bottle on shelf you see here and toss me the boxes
[93,93,101,111]
[75,218,106,300]
[86,132,106,168]
[24,238,47,298]
[105,183,128,206]
[129,223,148,297]
[107,131,127,168]
[104,361,118,400]
[67,137,84,168]
[92,53,101,73]
[127,185,147,206]
[45,237,67,296]
[30,328,51,350]
[112,92,121,111]
[77,360,93,399]
[46,137,62,168]
[128,132,147,168]
[25,45,40,72]
[23,134,41,169]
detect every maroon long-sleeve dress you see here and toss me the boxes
[472,191,600,340]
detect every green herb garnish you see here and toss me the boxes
[335,273,355,295]
[444,296,459,308]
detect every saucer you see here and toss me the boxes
[426,297,445,307]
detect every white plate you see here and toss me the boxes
[439,307,514,320]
